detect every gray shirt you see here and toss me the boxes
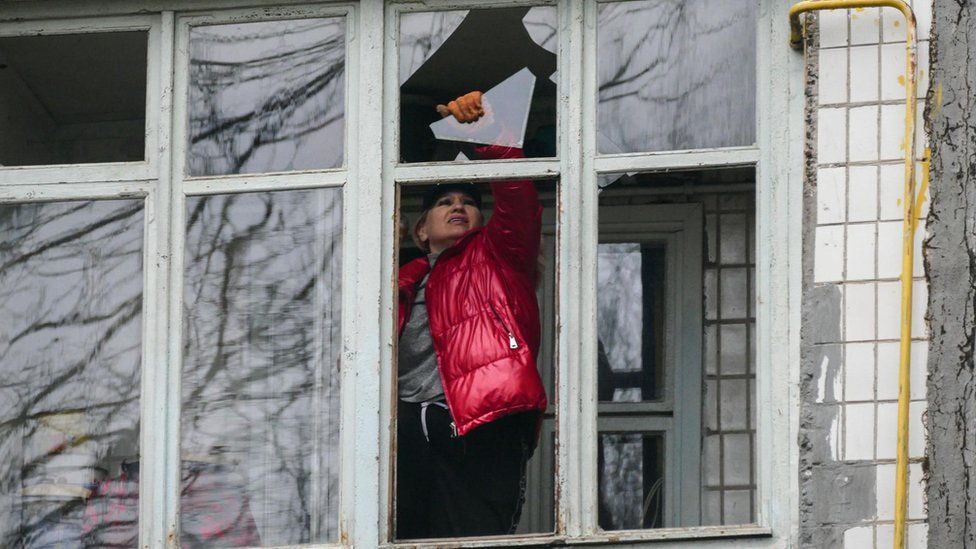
[398,253,445,403]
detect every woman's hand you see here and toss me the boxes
[436,91,484,123]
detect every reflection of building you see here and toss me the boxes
[0,0,971,548]
[20,413,96,548]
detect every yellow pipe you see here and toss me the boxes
[790,2,919,549]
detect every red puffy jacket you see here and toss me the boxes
[397,149,547,436]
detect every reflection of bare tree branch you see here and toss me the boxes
[0,200,144,546]
[181,189,341,544]
[0,202,89,256]
[188,20,346,175]
[0,203,141,273]
[190,60,343,145]
[596,0,756,152]
[191,37,340,77]
[8,281,140,420]
[188,196,273,403]
[5,295,141,349]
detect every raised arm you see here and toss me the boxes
[438,92,543,272]
[475,145,542,273]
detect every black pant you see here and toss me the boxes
[395,400,534,540]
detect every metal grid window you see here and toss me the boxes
[0,0,804,546]
[702,192,758,526]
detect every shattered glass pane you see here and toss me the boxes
[182,189,342,545]
[0,200,144,546]
[188,18,345,176]
[522,7,558,56]
[398,11,468,86]
[399,7,557,162]
[597,0,756,153]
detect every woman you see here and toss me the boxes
[396,92,547,539]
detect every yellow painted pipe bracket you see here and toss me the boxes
[789,2,919,549]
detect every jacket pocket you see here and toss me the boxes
[488,303,519,350]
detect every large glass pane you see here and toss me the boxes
[395,179,557,539]
[182,188,342,545]
[597,0,756,153]
[0,200,144,546]
[398,7,557,162]
[598,243,666,402]
[188,18,346,176]
[599,433,665,530]
[0,32,147,166]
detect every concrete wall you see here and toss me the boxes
[923,0,976,546]
[801,2,932,547]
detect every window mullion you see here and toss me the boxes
[340,0,387,546]
[578,0,602,536]
[393,159,561,184]
[142,10,179,549]
[554,0,592,538]
[0,164,155,186]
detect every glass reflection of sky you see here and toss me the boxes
[0,200,144,547]
[182,189,342,544]
[597,0,756,153]
[188,18,346,176]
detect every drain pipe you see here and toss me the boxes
[789,2,919,548]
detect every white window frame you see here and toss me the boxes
[0,12,171,546]
[0,0,804,546]
[169,6,356,548]
[377,0,801,545]
[0,15,162,186]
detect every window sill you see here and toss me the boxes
[386,525,773,548]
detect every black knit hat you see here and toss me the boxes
[421,183,483,212]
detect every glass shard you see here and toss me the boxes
[429,68,536,148]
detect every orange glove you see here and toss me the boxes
[436,91,484,123]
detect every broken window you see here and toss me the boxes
[0,0,784,545]
[0,32,147,166]
[394,178,558,540]
[398,7,557,163]
[187,18,346,176]
[0,199,144,546]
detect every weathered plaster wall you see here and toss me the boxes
[924,1,976,546]
[801,3,932,547]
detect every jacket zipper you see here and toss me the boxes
[426,257,460,437]
[489,303,519,350]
